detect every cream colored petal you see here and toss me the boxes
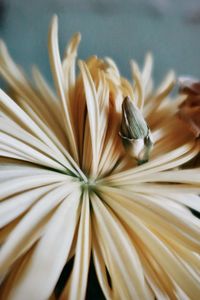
[124,183,200,194]
[151,116,188,143]
[0,41,47,115]
[100,186,200,251]
[61,190,91,300]
[126,192,200,241]
[0,142,37,163]
[91,194,152,300]
[96,74,109,169]
[98,141,122,177]
[0,184,59,228]
[107,169,200,188]
[0,164,49,182]
[151,121,194,157]
[98,110,123,177]
[142,52,153,98]
[48,15,79,163]
[74,73,87,158]
[102,191,200,299]
[17,98,70,157]
[144,71,175,118]
[31,66,64,129]
[0,173,69,201]
[130,60,144,110]
[0,89,75,172]
[0,182,80,275]
[0,40,28,85]
[0,42,68,146]
[104,57,120,78]
[5,191,81,300]
[0,217,21,245]
[81,117,93,174]
[62,32,81,93]
[0,132,67,171]
[78,60,100,177]
[120,77,135,100]
[63,32,81,58]
[166,193,200,213]
[0,249,32,299]
[136,241,177,299]
[0,146,37,162]
[0,118,68,171]
[103,141,199,184]
[92,232,113,300]
[0,102,87,181]
[147,142,199,174]
[164,236,200,274]
[129,169,200,185]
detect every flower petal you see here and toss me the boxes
[3,191,81,300]
[48,15,79,164]
[0,182,80,275]
[61,190,91,300]
[101,191,200,299]
[78,61,100,177]
[92,194,152,300]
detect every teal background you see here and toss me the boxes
[0,0,200,84]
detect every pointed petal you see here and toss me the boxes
[48,15,79,163]
[61,190,91,300]
[78,61,100,176]
[91,194,151,300]
[5,191,81,300]
[0,182,80,274]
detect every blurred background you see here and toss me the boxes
[0,0,200,84]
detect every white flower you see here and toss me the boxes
[0,15,200,300]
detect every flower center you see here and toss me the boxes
[81,178,96,192]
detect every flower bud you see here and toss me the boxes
[119,96,153,164]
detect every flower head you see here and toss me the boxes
[178,76,200,138]
[0,16,200,300]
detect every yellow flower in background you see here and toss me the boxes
[0,15,200,300]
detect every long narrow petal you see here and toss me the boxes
[48,15,79,163]
[79,61,100,177]
[4,191,81,300]
[131,61,144,110]
[91,194,152,300]
[103,141,199,184]
[92,233,113,300]
[99,186,200,251]
[0,182,80,275]
[0,89,75,173]
[0,132,67,171]
[101,191,200,299]
[0,184,59,228]
[144,71,175,117]
[61,190,91,300]
[0,173,70,200]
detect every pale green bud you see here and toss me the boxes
[119,96,153,164]
[121,97,148,139]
